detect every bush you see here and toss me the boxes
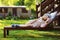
[5,16,12,20]
[12,16,20,20]
[0,16,4,20]
[5,12,12,20]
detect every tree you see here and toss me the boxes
[36,0,43,4]
[14,0,24,6]
[0,0,2,6]
[1,0,19,6]
[0,0,43,11]
[24,0,43,11]
[24,0,36,11]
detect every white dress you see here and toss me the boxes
[32,17,45,27]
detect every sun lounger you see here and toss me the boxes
[4,11,57,38]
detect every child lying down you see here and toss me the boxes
[17,13,51,28]
[12,14,51,28]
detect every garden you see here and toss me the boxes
[0,0,60,40]
[0,19,60,40]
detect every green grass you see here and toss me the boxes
[0,19,60,40]
[0,19,28,29]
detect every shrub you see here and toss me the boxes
[5,12,12,20]
[0,16,4,20]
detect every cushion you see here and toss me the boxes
[50,11,57,20]
[44,13,51,18]
[40,11,57,28]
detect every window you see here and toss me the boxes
[22,8,28,13]
[0,8,8,13]
[0,8,2,13]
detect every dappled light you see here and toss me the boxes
[0,19,60,40]
[0,20,29,29]
[0,0,60,40]
[0,29,60,40]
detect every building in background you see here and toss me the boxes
[0,6,31,18]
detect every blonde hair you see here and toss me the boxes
[42,15,48,21]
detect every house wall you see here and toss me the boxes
[8,8,31,18]
[0,13,7,17]
[0,7,31,18]
[17,8,21,17]
[0,8,8,17]
[20,9,31,18]
[8,8,12,16]
[0,8,12,17]
[17,8,31,18]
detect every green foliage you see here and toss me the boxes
[37,0,43,3]
[0,16,4,20]
[6,12,12,20]
[0,0,2,5]
[14,0,24,6]
[0,0,19,6]
[24,0,36,11]
[0,0,43,13]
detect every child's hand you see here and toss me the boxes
[45,18,51,24]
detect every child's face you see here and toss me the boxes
[42,15,48,21]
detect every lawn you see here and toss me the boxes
[0,19,60,40]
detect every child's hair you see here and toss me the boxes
[44,13,51,18]
[42,15,48,21]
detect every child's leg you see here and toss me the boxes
[26,20,37,24]
[19,24,33,27]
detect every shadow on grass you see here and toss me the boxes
[7,30,60,37]
[0,29,60,40]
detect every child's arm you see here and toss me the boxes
[40,18,50,28]
[45,18,51,23]
[25,19,38,24]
